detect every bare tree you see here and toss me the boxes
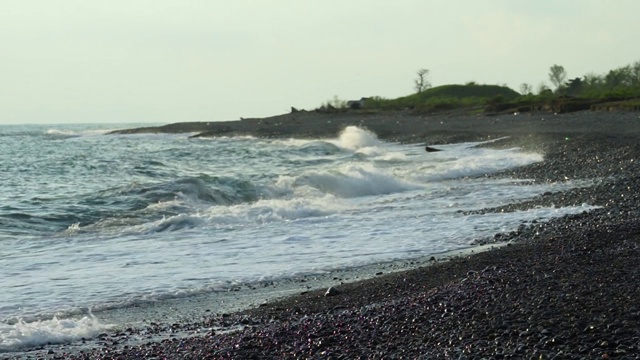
[414,69,431,93]
[549,64,567,90]
[519,83,532,95]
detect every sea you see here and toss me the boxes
[0,123,598,354]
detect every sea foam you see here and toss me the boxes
[0,315,109,353]
[411,147,543,182]
[334,126,382,150]
[293,163,422,198]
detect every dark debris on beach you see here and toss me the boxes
[12,111,640,359]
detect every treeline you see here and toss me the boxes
[314,60,640,114]
[523,60,640,99]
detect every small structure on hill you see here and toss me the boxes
[346,97,371,110]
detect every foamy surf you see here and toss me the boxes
[0,123,602,354]
[292,163,423,198]
[332,126,383,151]
[0,315,109,353]
[44,127,126,138]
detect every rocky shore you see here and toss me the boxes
[14,111,640,359]
[109,109,640,145]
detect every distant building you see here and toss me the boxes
[346,97,371,109]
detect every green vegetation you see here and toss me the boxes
[561,62,640,98]
[319,95,348,110]
[314,60,640,115]
[496,60,640,114]
[362,84,520,113]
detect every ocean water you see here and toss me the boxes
[0,123,597,353]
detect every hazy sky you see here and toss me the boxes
[1,0,639,124]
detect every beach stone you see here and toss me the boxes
[325,287,340,297]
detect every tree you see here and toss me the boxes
[583,72,603,88]
[605,66,632,89]
[519,83,532,95]
[581,72,603,95]
[565,77,583,96]
[549,64,567,90]
[414,69,431,93]
[537,82,552,96]
[326,95,346,109]
[631,61,640,86]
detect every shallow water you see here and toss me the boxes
[0,123,597,352]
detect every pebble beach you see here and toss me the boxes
[10,110,640,359]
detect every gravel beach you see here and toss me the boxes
[13,110,640,359]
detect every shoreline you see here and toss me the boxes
[9,111,640,359]
[7,244,509,358]
[109,109,640,145]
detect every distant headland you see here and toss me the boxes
[110,61,640,140]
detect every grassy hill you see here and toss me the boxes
[362,84,520,112]
[313,60,640,115]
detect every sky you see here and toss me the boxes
[1,0,639,125]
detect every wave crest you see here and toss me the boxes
[336,126,382,150]
[294,164,422,198]
[0,315,108,352]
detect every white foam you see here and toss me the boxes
[333,126,383,151]
[294,163,423,198]
[196,134,257,141]
[147,214,205,232]
[144,198,185,211]
[0,315,109,352]
[412,147,543,182]
[248,196,343,222]
[271,128,381,154]
[206,195,344,226]
[44,128,112,137]
[270,138,316,147]
[64,222,82,234]
[372,151,408,161]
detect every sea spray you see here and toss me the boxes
[335,126,382,150]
